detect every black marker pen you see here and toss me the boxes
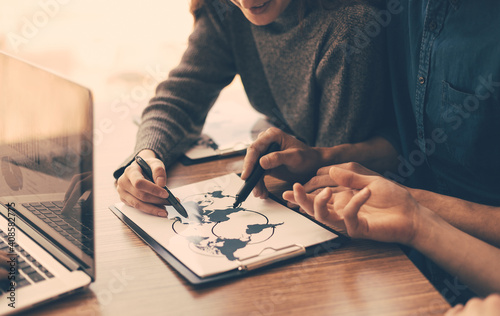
[233,142,281,208]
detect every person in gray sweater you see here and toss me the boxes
[114,0,392,217]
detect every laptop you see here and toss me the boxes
[0,51,95,314]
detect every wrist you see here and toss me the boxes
[407,204,444,249]
[315,143,354,166]
[312,137,399,176]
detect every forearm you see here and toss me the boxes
[412,207,500,296]
[317,136,399,174]
[409,188,500,248]
[135,105,200,167]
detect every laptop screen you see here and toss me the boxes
[0,52,95,279]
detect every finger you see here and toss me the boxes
[335,162,380,176]
[242,127,284,179]
[329,166,376,191]
[128,163,169,199]
[484,294,500,314]
[259,151,284,170]
[147,159,167,188]
[460,297,482,314]
[119,189,168,217]
[303,174,338,193]
[63,173,93,214]
[242,145,260,181]
[293,183,315,216]
[260,148,305,171]
[242,139,274,180]
[282,190,301,209]
[316,165,332,176]
[62,182,82,214]
[486,293,500,303]
[315,188,346,227]
[329,186,351,194]
[342,188,371,237]
[443,303,463,316]
[64,174,81,201]
[116,175,170,205]
[332,190,355,213]
[313,187,333,222]
[282,190,296,204]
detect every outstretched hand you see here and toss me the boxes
[301,162,381,195]
[283,163,423,245]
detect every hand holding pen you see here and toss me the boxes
[135,155,188,218]
[241,127,326,200]
[115,149,178,217]
[234,142,280,208]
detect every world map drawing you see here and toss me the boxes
[171,187,283,261]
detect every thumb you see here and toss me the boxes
[260,150,302,170]
[259,151,284,170]
[329,166,376,190]
[149,159,167,187]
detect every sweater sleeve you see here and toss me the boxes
[314,3,395,147]
[113,6,236,179]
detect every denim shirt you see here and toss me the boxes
[386,0,500,206]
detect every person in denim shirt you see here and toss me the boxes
[245,0,500,305]
[378,0,500,304]
[383,0,500,207]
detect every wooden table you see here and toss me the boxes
[21,119,451,316]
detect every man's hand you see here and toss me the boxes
[283,162,423,245]
[283,162,381,210]
[115,149,171,217]
[241,127,325,199]
[302,162,381,194]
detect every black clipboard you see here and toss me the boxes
[109,174,350,285]
[109,174,349,285]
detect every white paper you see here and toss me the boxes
[113,174,338,278]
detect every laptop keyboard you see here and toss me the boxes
[22,201,93,256]
[0,229,54,292]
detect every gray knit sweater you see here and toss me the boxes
[114,0,390,178]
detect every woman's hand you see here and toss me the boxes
[115,149,171,217]
[241,127,325,199]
